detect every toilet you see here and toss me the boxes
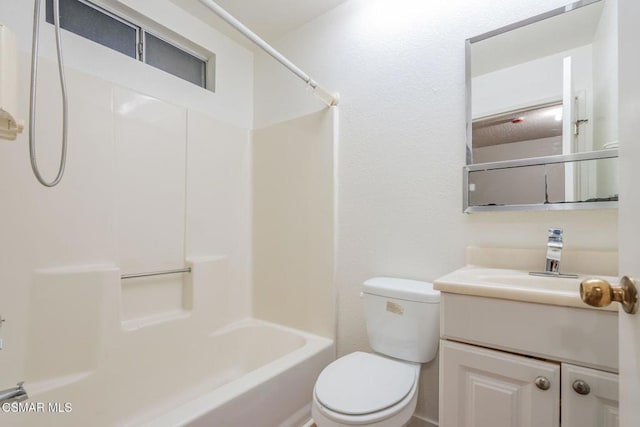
[312,277,440,427]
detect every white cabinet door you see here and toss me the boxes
[439,340,560,427]
[562,363,619,427]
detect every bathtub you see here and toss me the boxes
[16,319,333,427]
[129,319,335,427]
[18,263,334,427]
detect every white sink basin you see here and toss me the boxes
[434,266,618,311]
[476,272,579,291]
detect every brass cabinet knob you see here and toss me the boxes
[572,379,591,395]
[580,276,639,314]
[534,376,551,390]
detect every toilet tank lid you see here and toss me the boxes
[363,277,440,303]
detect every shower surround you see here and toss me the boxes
[0,1,336,424]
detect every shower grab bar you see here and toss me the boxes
[121,267,191,280]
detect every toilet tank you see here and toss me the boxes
[362,277,440,363]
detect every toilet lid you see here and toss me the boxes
[314,352,416,415]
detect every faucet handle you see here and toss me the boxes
[548,227,563,239]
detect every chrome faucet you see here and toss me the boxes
[530,227,577,278]
[545,227,563,274]
[0,382,28,404]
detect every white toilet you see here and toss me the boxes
[312,277,440,427]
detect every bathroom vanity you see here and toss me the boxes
[435,248,619,427]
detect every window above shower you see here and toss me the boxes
[45,0,214,91]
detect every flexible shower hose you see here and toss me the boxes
[29,0,68,187]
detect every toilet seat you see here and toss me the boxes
[312,352,420,426]
[315,352,416,415]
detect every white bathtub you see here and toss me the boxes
[18,263,334,427]
[15,319,332,427]
[130,319,334,427]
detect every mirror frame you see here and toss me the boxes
[463,0,618,213]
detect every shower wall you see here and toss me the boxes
[252,109,337,339]
[0,0,252,389]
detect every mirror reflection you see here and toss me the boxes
[464,0,618,211]
[468,157,618,207]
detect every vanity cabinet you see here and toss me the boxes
[436,292,619,427]
[434,249,620,426]
[562,363,619,426]
[440,340,620,427]
[440,340,560,427]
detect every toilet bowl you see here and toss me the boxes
[311,277,440,427]
[312,352,419,427]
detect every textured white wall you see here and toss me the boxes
[254,0,618,424]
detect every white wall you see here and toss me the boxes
[0,0,252,392]
[254,0,618,424]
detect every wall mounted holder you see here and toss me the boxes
[0,24,24,140]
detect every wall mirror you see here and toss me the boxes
[464,0,618,212]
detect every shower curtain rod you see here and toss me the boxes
[198,0,339,107]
